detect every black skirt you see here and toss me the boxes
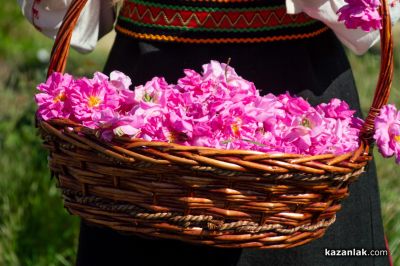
[75,29,390,266]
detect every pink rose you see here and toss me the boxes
[35,72,73,120]
[374,104,400,162]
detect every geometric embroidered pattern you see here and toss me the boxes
[117,0,329,43]
[115,24,329,43]
[120,0,316,31]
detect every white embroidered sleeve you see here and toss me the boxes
[286,0,400,55]
[17,0,114,53]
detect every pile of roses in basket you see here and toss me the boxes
[35,61,366,155]
[35,1,400,162]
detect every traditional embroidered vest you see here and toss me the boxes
[115,0,328,43]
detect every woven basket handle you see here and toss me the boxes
[47,0,394,147]
[47,0,88,77]
[359,2,394,144]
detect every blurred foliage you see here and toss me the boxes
[0,2,399,266]
[347,43,400,264]
[0,2,108,266]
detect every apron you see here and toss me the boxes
[76,0,390,265]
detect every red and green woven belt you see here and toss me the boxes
[115,0,329,44]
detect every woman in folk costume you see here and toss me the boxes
[18,0,399,265]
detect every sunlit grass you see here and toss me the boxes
[347,31,400,264]
[0,3,110,265]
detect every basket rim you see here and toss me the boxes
[39,118,370,175]
[38,117,368,156]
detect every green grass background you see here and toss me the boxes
[0,2,399,265]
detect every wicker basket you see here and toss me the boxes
[38,0,394,249]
